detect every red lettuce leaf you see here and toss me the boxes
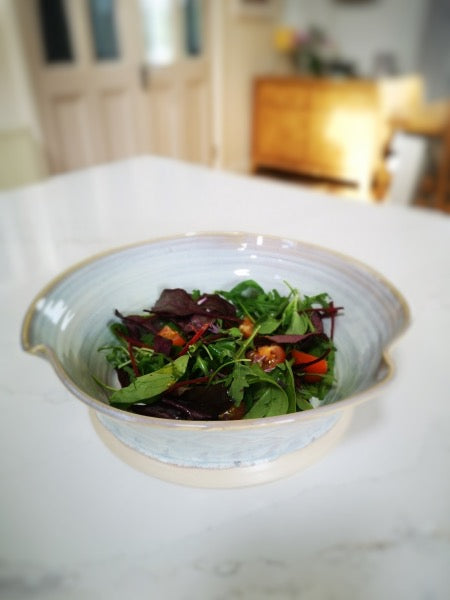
[151,288,237,319]
[261,332,328,345]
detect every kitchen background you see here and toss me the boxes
[1,0,449,209]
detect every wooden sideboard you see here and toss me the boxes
[251,77,386,196]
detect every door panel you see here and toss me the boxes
[148,82,178,157]
[17,0,213,174]
[53,93,95,170]
[18,0,150,173]
[184,77,209,163]
[133,0,212,164]
[100,88,137,159]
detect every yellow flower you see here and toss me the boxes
[274,27,296,53]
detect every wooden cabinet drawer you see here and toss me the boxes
[253,106,309,163]
[310,82,378,111]
[251,77,382,188]
[257,82,310,110]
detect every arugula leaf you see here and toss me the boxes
[281,361,298,413]
[280,287,313,334]
[218,280,288,321]
[229,362,251,404]
[225,279,265,298]
[110,355,189,406]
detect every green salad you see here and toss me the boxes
[96,280,342,420]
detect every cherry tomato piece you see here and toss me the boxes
[239,316,254,338]
[157,325,186,347]
[247,344,286,371]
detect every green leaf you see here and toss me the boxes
[244,384,288,419]
[229,362,251,404]
[218,280,288,321]
[303,292,332,309]
[193,354,209,376]
[258,316,281,334]
[110,355,189,406]
[226,279,265,298]
[285,310,309,335]
[207,339,238,362]
[283,361,298,413]
[296,391,313,411]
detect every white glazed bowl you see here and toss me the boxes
[22,233,409,476]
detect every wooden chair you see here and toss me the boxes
[391,98,450,212]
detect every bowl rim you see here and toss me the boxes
[21,231,411,431]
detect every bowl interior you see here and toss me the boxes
[23,233,409,418]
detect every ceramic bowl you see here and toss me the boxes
[22,233,409,481]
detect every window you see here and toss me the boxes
[139,0,204,66]
[38,0,73,63]
[184,0,202,57]
[139,0,176,66]
[88,0,120,60]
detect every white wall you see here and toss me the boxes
[0,0,47,189]
[281,0,428,77]
[219,0,283,172]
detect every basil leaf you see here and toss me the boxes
[110,355,189,406]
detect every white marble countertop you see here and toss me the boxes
[1,156,449,599]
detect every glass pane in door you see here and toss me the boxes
[38,0,73,63]
[139,0,176,66]
[184,0,202,57]
[88,0,120,60]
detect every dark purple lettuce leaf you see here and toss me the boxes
[129,384,234,420]
[151,288,237,320]
[116,368,131,388]
[178,314,212,334]
[196,293,237,318]
[114,310,162,337]
[151,288,200,316]
[310,310,324,334]
[261,332,328,345]
[152,334,173,356]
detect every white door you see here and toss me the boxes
[16,0,213,174]
[140,0,213,164]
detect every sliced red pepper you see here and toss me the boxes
[179,322,211,356]
[127,341,140,377]
[291,350,328,383]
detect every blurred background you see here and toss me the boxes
[1,0,449,211]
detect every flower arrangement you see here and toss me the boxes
[274,25,336,75]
